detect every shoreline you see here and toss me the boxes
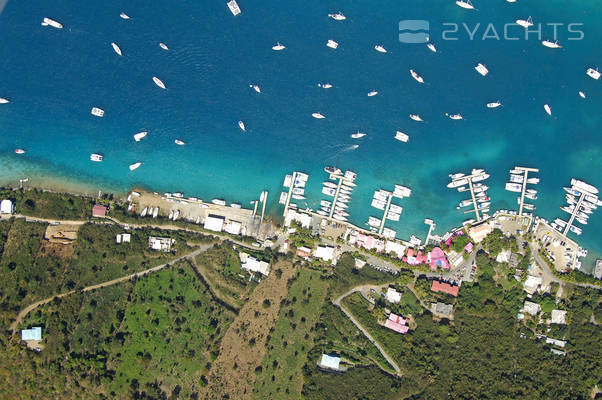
[0,166,598,274]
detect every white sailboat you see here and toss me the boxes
[312,112,326,119]
[409,114,423,122]
[111,42,123,56]
[544,104,552,116]
[542,40,562,49]
[487,101,502,108]
[41,18,63,29]
[367,90,378,97]
[475,63,489,76]
[516,16,533,28]
[250,84,261,93]
[374,45,387,53]
[410,69,424,83]
[395,131,409,142]
[351,131,366,139]
[447,113,463,120]
[0,98,9,104]
[153,76,166,89]
[238,121,246,131]
[272,42,286,51]
[129,162,142,171]
[159,42,169,51]
[328,12,346,21]
[318,83,333,89]
[326,40,339,49]
[456,0,476,10]
[427,42,437,53]
[120,12,130,20]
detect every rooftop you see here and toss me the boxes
[431,280,459,297]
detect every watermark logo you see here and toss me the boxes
[399,20,430,43]
[399,20,584,42]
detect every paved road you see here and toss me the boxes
[333,285,402,377]
[9,244,213,334]
[530,243,601,290]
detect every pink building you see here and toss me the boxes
[384,313,409,334]
[429,247,450,270]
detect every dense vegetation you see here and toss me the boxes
[1,260,234,399]
[0,188,96,220]
[304,251,602,399]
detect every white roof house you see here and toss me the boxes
[224,220,242,235]
[204,215,225,232]
[0,199,14,214]
[523,275,543,294]
[115,233,131,243]
[319,354,340,370]
[148,236,175,252]
[496,249,511,263]
[385,240,406,258]
[386,287,402,304]
[284,209,312,229]
[21,327,42,341]
[314,245,335,262]
[550,310,567,325]
[241,255,270,276]
[523,301,541,316]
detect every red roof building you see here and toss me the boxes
[431,280,459,297]
[384,313,409,334]
[92,205,107,218]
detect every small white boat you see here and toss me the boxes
[374,45,387,53]
[272,42,286,51]
[41,18,63,29]
[367,90,378,97]
[0,98,9,104]
[120,12,130,20]
[129,162,142,171]
[168,210,174,220]
[159,42,169,51]
[475,63,489,76]
[141,207,148,217]
[91,107,105,117]
[134,131,148,142]
[544,104,552,116]
[153,76,166,89]
[153,207,159,218]
[227,0,242,16]
[90,153,103,162]
[328,12,346,21]
[409,114,423,122]
[326,39,339,49]
[456,0,475,10]
[410,69,424,83]
[447,113,463,120]
[427,42,437,53]
[312,112,326,119]
[318,83,333,89]
[586,67,600,80]
[174,139,185,146]
[292,194,306,200]
[351,131,366,139]
[542,40,562,49]
[579,91,586,99]
[487,101,502,108]
[111,42,123,56]
[238,120,246,131]
[395,131,409,142]
[212,199,226,206]
[516,17,533,28]
[323,182,337,189]
[14,149,26,154]
[250,84,261,93]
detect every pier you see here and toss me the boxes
[448,169,490,222]
[507,166,539,216]
[557,178,600,239]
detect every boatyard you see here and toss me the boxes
[127,190,276,240]
[448,169,491,223]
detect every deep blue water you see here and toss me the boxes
[0,0,601,269]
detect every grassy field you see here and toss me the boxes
[193,243,257,309]
[252,268,328,400]
[2,259,235,399]
[0,188,95,220]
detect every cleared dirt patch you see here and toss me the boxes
[200,261,297,400]
[39,224,79,258]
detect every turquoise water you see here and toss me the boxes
[0,0,601,269]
